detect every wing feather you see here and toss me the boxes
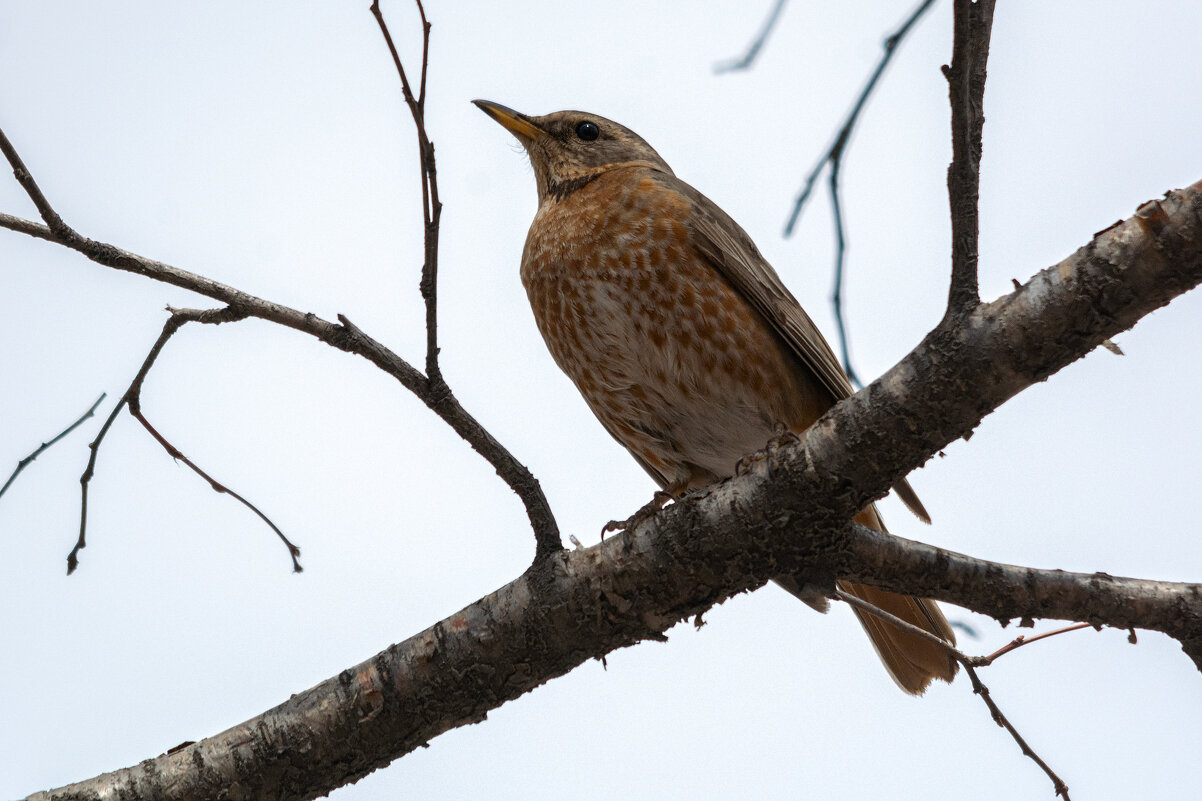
[662,174,931,523]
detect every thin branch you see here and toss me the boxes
[365,2,560,559]
[942,0,995,318]
[416,0,430,108]
[826,164,861,387]
[978,622,1094,666]
[129,407,301,572]
[0,392,106,501]
[783,0,936,235]
[370,0,443,385]
[70,314,173,572]
[70,307,302,573]
[835,587,971,660]
[713,0,789,74]
[963,664,1071,799]
[0,120,561,560]
[837,589,1071,798]
[783,0,936,388]
[72,393,130,574]
[0,126,71,238]
[0,210,54,242]
[835,590,1098,667]
[127,308,303,572]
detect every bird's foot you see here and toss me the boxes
[736,426,801,479]
[602,490,675,537]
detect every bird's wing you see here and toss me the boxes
[664,174,931,524]
[672,177,856,403]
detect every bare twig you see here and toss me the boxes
[783,0,936,388]
[132,308,302,571]
[963,664,1071,799]
[70,307,302,573]
[0,108,561,562]
[825,166,861,387]
[835,589,1100,674]
[0,126,71,238]
[837,588,1072,799]
[366,2,559,560]
[977,622,1093,666]
[0,392,106,501]
[942,0,995,318]
[416,1,430,108]
[72,395,130,574]
[783,0,937,233]
[370,0,443,384]
[713,0,789,74]
[835,587,972,661]
[130,407,301,571]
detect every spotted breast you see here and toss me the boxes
[521,167,825,492]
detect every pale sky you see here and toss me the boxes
[2,2,1201,799]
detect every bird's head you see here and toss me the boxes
[473,100,673,203]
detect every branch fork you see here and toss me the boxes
[0,1,561,567]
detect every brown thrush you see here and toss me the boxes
[475,100,956,694]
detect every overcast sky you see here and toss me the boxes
[3,2,1201,799]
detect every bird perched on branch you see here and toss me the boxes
[475,100,956,694]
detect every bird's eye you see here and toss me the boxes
[575,121,600,141]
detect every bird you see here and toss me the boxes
[474,100,957,694]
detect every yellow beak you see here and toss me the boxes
[473,99,545,142]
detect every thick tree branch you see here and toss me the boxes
[841,523,1202,665]
[943,0,995,317]
[25,179,1202,801]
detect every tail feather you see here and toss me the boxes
[838,580,957,695]
[776,502,957,695]
[893,476,931,524]
[845,503,957,694]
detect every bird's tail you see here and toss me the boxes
[840,504,957,695]
[838,580,957,695]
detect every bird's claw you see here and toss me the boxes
[602,490,675,537]
[736,427,801,479]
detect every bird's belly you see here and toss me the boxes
[522,200,817,487]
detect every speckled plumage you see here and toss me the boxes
[522,168,823,491]
[477,101,957,694]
